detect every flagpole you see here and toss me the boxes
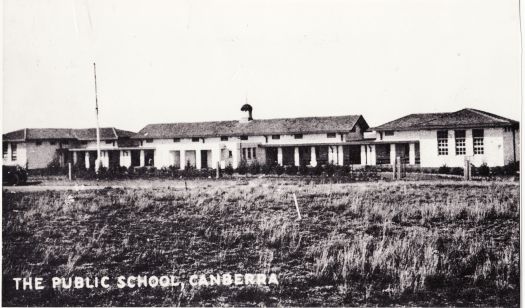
[93,62,101,172]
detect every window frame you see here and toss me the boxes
[437,130,448,156]
[11,143,17,161]
[2,143,7,159]
[454,130,466,155]
[473,129,484,155]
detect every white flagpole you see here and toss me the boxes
[93,62,101,172]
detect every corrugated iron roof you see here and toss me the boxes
[133,115,367,139]
[374,108,519,131]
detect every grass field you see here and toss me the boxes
[2,179,520,306]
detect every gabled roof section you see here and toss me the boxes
[2,129,26,141]
[72,128,118,141]
[374,108,519,131]
[3,127,136,142]
[133,115,367,139]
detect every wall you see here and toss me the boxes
[378,128,506,167]
[502,127,520,165]
[3,142,27,167]
[140,132,353,169]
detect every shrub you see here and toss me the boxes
[248,161,261,175]
[325,163,336,176]
[477,163,490,177]
[451,167,464,176]
[260,163,273,175]
[224,164,234,176]
[503,161,519,176]
[438,164,450,175]
[298,161,309,176]
[273,164,285,176]
[236,159,248,175]
[285,165,298,175]
[309,164,324,176]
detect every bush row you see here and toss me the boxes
[28,160,519,179]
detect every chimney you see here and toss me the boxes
[240,104,253,123]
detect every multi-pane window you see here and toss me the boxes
[2,143,7,159]
[242,147,257,160]
[240,136,248,141]
[455,130,466,155]
[327,133,336,138]
[191,137,200,142]
[294,134,303,139]
[384,131,395,136]
[146,139,153,143]
[473,129,484,155]
[173,138,181,142]
[271,135,280,140]
[11,143,17,161]
[220,136,228,141]
[437,130,448,155]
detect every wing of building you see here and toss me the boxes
[369,108,519,167]
[2,107,519,170]
[2,127,136,169]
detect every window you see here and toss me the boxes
[294,134,303,139]
[50,141,57,145]
[145,139,153,143]
[327,133,336,138]
[437,130,448,155]
[473,129,484,155]
[455,130,466,155]
[385,131,394,136]
[105,140,113,144]
[240,136,248,141]
[247,148,252,159]
[3,143,7,159]
[271,135,280,140]
[242,148,247,159]
[36,141,42,146]
[220,136,228,141]
[253,148,257,159]
[229,151,233,158]
[191,137,200,142]
[11,143,17,161]
[173,138,180,142]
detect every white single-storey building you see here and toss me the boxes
[2,107,519,170]
[370,108,519,167]
[131,105,370,169]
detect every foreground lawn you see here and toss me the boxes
[2,179,519,306]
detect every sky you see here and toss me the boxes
[2,0,522,133]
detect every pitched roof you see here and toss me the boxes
[374,108,519,131]
[133,115,368,139]
[3,127,135,142]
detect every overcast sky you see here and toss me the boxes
[3,0,521,133]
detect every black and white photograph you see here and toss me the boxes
[1,0,521,306]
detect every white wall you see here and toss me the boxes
[140,132,353,169]
[2,142,27,167]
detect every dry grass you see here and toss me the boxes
[2,179,519,306]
